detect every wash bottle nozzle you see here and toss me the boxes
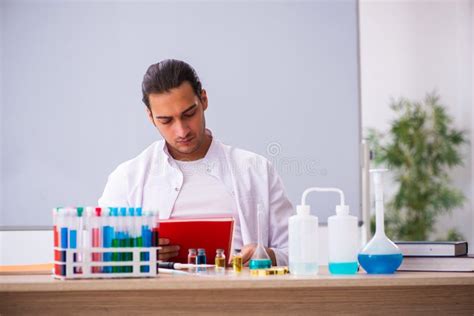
[299,187,348,215]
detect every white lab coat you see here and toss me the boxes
[98,136,295,266]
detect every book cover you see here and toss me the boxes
[158,217,234,264]
[395,241,468,257]
[398,255,474,272]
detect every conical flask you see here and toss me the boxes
[249,205,272,270]
[358,169,403,274]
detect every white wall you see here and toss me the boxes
[360,0,473,246]
[0,230,52,265]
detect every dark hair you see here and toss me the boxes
[141,59,203,109]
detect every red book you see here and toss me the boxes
[158,217,234,264]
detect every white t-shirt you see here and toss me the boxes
[171,158,243,250]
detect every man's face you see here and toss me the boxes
[146,81,208,158]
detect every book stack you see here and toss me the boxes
[396,241,473,272]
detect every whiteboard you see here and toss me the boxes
[0,0,361,228]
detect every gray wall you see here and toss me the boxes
[0,0,361,228]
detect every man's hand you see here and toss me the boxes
[158,238,180,261]
[241,243,277,266]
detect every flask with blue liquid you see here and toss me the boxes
[358,169,403,274]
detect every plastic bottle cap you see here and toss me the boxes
[296,205,311,215]
[119,207,127,216]
[77,207,84,217]
[336,205,350,216]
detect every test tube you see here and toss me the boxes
[152,210,159,248]
[118,207,127,273]
[110,207,120,273]
[53,207,59,250]
[141,210,152,273]
[84,207,93,275]
[152,210,160,273]
[135,208,147,273]
[128,207,136,273]
[69,207,78,274]
[92,207,102,273]
[63,208,72,276]
[54,207,67,276]
[52,207,60,276]
[76,207,84,274]
[102,208,113,273]
[125,207,135,273]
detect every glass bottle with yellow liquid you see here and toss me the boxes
[215,249,226,269]
[232,248,243,273]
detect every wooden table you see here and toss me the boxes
[1,267,474,315]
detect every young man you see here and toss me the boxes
[99,59,294,266]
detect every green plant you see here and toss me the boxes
[367,93,467,241]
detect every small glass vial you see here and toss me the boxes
[232,248,243,273]
[188,248,197,264]
[215,249,226,269]
[196,248,207,265]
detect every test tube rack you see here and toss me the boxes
[53,246,160,280]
